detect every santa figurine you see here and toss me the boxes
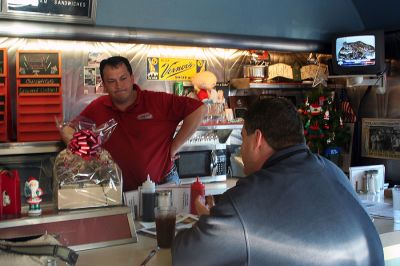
[24,177,44,216]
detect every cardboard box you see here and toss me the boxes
[58,184,122,210]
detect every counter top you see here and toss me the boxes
[205,178,237,195]
[2,180,398,265]
[75,216,400,266]
[77,234,169,266]
[75,186,400,266]
[0,141,64,155]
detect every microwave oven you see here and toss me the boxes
[176,148,227,184]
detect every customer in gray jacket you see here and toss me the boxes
[172,97,384,266]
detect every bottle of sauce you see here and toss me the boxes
[361,171,368,193]
[141,175,156,222]
[190,177,205,215]
[367,170,376,195]
[371,170,381,193]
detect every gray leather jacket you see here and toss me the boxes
[172,144,384,266]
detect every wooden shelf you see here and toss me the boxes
[230,78,341,90]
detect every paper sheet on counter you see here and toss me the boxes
[138,213,198,236]
[362,200,394,219]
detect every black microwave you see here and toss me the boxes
[176,149,227,184]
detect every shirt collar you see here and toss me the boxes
[262,143,309,168]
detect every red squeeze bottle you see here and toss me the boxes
[190,177,205,215]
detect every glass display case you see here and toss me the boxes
[0,141,64,211]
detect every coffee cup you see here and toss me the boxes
[154,206,176,248]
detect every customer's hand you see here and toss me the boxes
[195,195,215,216]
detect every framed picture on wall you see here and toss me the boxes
[0,0,97,24]
[361,118,400,160]
[84,66,96,87]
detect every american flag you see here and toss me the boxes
[339,88,357,123]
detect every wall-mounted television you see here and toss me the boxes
[331,30,385,76]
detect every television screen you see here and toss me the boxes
[331,30,385,75]
[336,35,376,67]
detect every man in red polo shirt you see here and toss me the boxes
[62,56,205,191]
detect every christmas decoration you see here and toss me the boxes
[24,177,43,216]
[298,86,351,164]
[68,129,102,159]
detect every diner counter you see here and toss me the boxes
[2,179,398,265]
[77,234,169,266]
[75,180,240,265]
[74,183,400,266]
[75,219,400,266]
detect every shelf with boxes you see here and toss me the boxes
[228,77,343,120]
[230,78,342,92]
[328,74,386,92]
[16,50,63,142]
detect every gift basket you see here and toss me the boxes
[54,117,123,210]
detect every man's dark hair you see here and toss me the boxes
[100,56,133,80]
[244,97,305,150]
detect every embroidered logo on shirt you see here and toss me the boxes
[137,112,153,120]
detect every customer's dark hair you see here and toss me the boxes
[100,56,133,80]
[244,97,305,150]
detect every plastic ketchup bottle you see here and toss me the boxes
[190,177,205,215]
[141,175,156,222]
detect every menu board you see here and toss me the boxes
[19,78,61,85]
[17,51,61,77]
[1,0,96,24]
[15,50,63,141]
[0,51,3,75]
[7,0,92,16]
[18,87,60,94]
[0,48,8,141]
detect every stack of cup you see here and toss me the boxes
[393,185,400,225]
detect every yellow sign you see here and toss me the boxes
[147,57,206,81]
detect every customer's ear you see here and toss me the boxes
[254,129,264,149]
[255,129,274,157]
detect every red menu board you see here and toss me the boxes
[16,50,62,142]
[0,48,8,142]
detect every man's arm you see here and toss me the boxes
[60,125,75,145]
[172,196,246,266]
[170,104,206,159]
[195,195,215,216]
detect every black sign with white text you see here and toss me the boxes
[7,0,92,16]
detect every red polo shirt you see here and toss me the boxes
[80,85,203,191]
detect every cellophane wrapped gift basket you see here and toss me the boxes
[54,117,123,210]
